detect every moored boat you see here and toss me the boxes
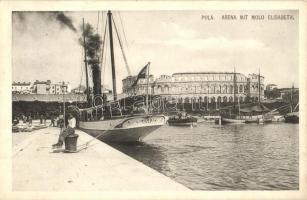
[73,11,166,143]
[284,112,299,123]
[203,115,220,123]
[215,68,246,125]
[219,117,245,124]
[79,114,166,142]
[167,112,197,126]
[284,86,299,124]
[168,117,197,126]
[271,115,285,123]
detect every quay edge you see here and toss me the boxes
[13,127,189,191]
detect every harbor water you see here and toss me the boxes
[111,123,299,190]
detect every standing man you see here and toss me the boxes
[28,115,32,125]
[40,114,43,124]
[50,114,55,127]
[52,114,76,148]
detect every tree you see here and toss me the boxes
[264,88,280,99]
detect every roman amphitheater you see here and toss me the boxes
[122,72,264,103]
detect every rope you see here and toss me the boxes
[100,16,108,72]
[111,15,132,76]
[77,45,85,103]
[101,16,108,86]
[102,39,108,86]
[77,129,109,148]
[37,125,116,153]
[96,11,100,32]
[118,12,129,49]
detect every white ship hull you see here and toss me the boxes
[221,117,246,124]
[78,115,166,143]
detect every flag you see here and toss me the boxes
[131,62,150,87]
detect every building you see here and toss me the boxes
[279,87,299,100]
[32,80,71,94]
[122,72,265,103]
[32,80,51,94]
[266,84,277,91]
[248,73,265,100]
[72,85,86,94]
[12,82,32,94]
[49,82,71,94]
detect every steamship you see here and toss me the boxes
[73,11,166,143]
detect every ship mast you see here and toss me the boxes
[258,68,261,103]
[233,68,236,110]
[146,62,150,114]
[108,11,117,100]
[290,83,294,112]
[82,18,90,105]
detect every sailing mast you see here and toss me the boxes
[233,68,241,117]
[233,68,236,111]
[108,11,117,100]
[82,18,90,105]
[145,62,150,114]
[290,83,294,112]
[258,69,261,103]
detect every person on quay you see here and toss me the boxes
[28,115,32,125]
[43,115,46,125]
[13,116,19,125]
[52,114,76,148]
[50,114,55,127]
[40,114,43,124]
[57,115,64,130]
[22,115,27,123]
[54,116,59,127]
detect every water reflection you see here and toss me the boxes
[110,123,299,190]
[110,142,171,173]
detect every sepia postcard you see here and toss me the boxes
[0,1,306,200]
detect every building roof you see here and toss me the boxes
[12,94,87,102]
[172,72,244,75]
[278,87,299,91]
[12,82,31,86]
[33,80,51,84]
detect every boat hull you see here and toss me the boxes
[215,117,246,124]
[271,115,285,123]
[245,118,271,124]
[167,118,197,126]
[202,116,220,123]
[284,112,299,123]
[78,115,166,143]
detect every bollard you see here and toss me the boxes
[219,116,222,126]
[64,134,79,153]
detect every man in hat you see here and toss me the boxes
[52,114,76,149]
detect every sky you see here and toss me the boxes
[12,10,299,92]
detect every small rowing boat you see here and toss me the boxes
[167,112,197,127]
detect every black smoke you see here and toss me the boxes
[52,11,77,32]
[13,11,77,32]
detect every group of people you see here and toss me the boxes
[49,115,64,127]
[13,114,32,126]
[13,112,77,149]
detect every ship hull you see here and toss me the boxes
[78,115,166,143]
[167,118,197,127]
[222,118,246,124]
[215,117,246,124]
[167,122,196,126]
[284,112,299,123]
[245,118,271,124]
